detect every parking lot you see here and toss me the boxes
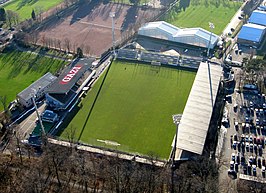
[222,67,266,182]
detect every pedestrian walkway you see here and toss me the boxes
[222,1,247,36]
[48,138,167,167]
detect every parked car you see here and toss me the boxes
[252,165,257,176]
[250,144,254,153]
[246,142,250,152]
[231,153,236,162]
[249,136,253,143]
[258,157,262,168]
[262,166,265,178]
[243,165,247,174]
[228,169,237,179]
[230,161,235,170]
[248,164,252,175]
[235,163,239,172]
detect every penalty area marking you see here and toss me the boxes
[97,139,121,146]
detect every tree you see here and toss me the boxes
[76,47,83,58]
[5,10,19,28]
[0,7,6,22]
[64,38,71,53]
[31,9,36,20]
[129,0,140,5]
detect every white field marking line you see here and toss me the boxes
[20,113,35,128]
[22,121,36,137]
[64,18,121,30]
[97,139,121,146]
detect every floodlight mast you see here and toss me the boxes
[207,22,215,58]
[171,114,182,193]
[109,12,115,53]
[31,90,45,136]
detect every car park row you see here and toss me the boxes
[228,87,266,179]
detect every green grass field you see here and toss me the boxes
[0,48,67,111]
[61,61,196,159]
[165,0,242,35]
[3,0,64,20]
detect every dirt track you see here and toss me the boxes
[34,2,159,57]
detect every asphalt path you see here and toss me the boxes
[218,68,243,192]
[18,103,46,139]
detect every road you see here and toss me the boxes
[218,68,243,192]
[18,103,46,139]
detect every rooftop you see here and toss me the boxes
[47,58,94,94]
[17,72,57,101]
[249,10,266,26]
[238,23,266,43]
[175,62,222,157]
[139,21,219,46]
[48,90,76,105]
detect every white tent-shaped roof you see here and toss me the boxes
[138,21,219,49]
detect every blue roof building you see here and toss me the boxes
[237,23,266,47]
[249,10,266,26]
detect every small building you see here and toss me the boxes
[249,10,266,26]
[46,58,94,111]
[41,110,58,123]
[237,23,266,47]
[138,21,219,49]
[17,72,57,108]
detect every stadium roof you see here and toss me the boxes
[176,27,218,45]
[238,23,266,43]
[142,21,180,35]
[249,10,266,26]
[47,58,93,94]
[17,72,57,101]
[138,21,219,48]
[175,62,222,156]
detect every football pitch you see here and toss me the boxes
[165,0,242,35]
[61,61,196,159]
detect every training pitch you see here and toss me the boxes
[165,0,241,35]
[61,61,196,159]
[34,1,159,56]
[0,48,66,111]
[3,0,64,20]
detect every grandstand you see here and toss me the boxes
[173,62,222,160]
[46,58,95,111]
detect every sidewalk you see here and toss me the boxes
[222,1,247,36]
[48,138,167,167]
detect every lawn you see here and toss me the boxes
[3,0,64,20]
[0,48,67,111]
[61,61,196,159]
[165,0,242,35]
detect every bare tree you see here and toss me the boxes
[35,6,44,22]
[64,38,71,53]
[5,10,19,28]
